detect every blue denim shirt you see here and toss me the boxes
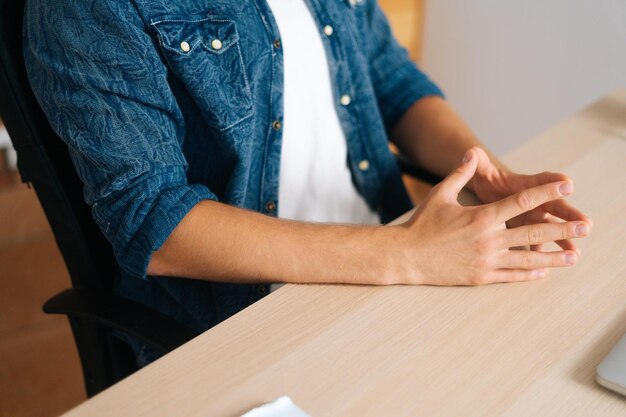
[24,0,443,363]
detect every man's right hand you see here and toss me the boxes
[390,147,591,286]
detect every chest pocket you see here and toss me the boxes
[152,17,254,131]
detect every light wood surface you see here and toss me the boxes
[61,89,626,416]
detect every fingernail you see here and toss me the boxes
[559,182,573,196]
[575,248,582,256]
[533,269,547,278]
[463,150,473,163]
[575,223,589,236]
[565,252,577,265]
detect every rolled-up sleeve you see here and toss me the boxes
[364,0,444,130]
[24,0,216,278]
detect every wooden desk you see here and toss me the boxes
[62,89,626,417]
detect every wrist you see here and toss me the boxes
[275,222,408,286]
[374,224,422,286]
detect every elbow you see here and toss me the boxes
[146,247,170,277]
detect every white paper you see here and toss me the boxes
[240,396,311,417]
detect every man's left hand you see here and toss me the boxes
[469,148,592,254]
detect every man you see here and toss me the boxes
[24,0,591,366]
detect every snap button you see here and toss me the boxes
[323,25,334,36]
[272,120,282,131]
[265,201,276,211]
[180,41,190,53]
[211,39,223,50]
[358,160,370,171]
[340,94,352,106]
[273,39,281,49]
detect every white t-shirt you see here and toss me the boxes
[268,0,380,225]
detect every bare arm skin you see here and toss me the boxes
[390,95,505,182]
[148,200,398,285]
[148,146,589,285]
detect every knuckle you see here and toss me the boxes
[562,223,574,240]
[472,209,494,228]
[539,171,551,183]
[469,274,488,286]
[526,226,543,243]
[455,164,468,174]
[541,171,565,185]
[520,253,535,269]
[515,191,534,212]
[473,238,494,256]
[470,256,490,270]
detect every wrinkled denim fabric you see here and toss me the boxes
[24,0,443,366]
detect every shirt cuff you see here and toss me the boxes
[378,61,445,131]
[93,166,217,279]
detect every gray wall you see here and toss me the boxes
[422,0,626,156]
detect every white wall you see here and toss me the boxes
[422,0,626,155]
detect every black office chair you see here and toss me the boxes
[0,0,199,397]
[0,0,440,398]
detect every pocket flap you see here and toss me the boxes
[152,18,240,56]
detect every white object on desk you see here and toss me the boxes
[240,396,311,417]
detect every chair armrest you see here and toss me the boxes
[43,288,200,353]
[394,153,442,185]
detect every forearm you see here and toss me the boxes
[390,96,507,187]
[147,151,585,288]
[147,200,398,285]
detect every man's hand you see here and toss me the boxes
[469,148,592,254]
[391,148,591,286]
[389,97,592,257]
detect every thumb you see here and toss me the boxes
[438,148,478,201]
[473,146,493,176]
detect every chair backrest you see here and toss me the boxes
[0,1,142,397]
[0,0,118,291]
